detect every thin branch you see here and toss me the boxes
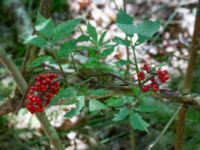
[2,69,200,113]
[147,105,182,150]
[175,1,200,149]
[131,45,142,88]
[39,0,52,18]
[36,112,63,150]
[0,48,27,94]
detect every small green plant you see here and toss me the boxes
[23,9,168,133]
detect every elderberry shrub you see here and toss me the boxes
[137,63,169,93]
[26,73,60,113]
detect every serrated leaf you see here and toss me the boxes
[89,99,108,112]
[113,108,131,121]
[87,22,98,42]
[64,96,85,118]
[29,56,56,68]
[113,36,130,46]
[129,112,150,133]
[99,30,107,45]
[116,9,136,36]
[106,97,124,107]
[50,87,77,105]
[136,19,160,44]
[24,35,47,48]
[35,18,54,38]
[58,40,77,58]
[53,18,81,43]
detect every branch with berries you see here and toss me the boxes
[0,48,64,150]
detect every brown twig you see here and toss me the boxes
[175,1,200,150]
[39,0,52,18]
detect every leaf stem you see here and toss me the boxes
[53,49,68,85]
[71,54,77,72]
[123,0,130,79]
[131,44,142,88]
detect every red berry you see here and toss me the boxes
[137,71,145,81]
[142,63,151,72]
[26,73,60,113]
[152,83,159,92]
[157,69,169,83]
[141,84,151,93]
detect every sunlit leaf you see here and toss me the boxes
[89,99,108,112]
[53,18,81,43]
[29,56,56,68]
[116,9,136,36]
[64,96,85,118]
[87,22,98,42]
[24,35,47,48]
[35,18,55,38]
[136,19,160,44]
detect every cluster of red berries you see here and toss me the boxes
[26,73,60,113]
[137,63,169,93]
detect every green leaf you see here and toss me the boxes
[116,9,136,36]
[116,9,133,24]
[76,34,90,42]
[116,60,132,66]
[113,36,130,46]
[87,22,98,42]
[133,87,140,96]
[64,96,85,118]
[53,18,81,43]
[24,35,47,48]
[84,60,99,69]
[113,108,131,121]
[35,18,55,38]
[29,56,56,68]
[106,97,124,107]
[129,112,150,132]
[100,46,115,58]
[120,96,135,104]
[136,19,160,43]
[36,12,46,25]
[50,87,77,105]
[58,40,77,58]
[89,99,108,112]
[99,30,107,45]
[136,105,158,112]
[89,89,109,97]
